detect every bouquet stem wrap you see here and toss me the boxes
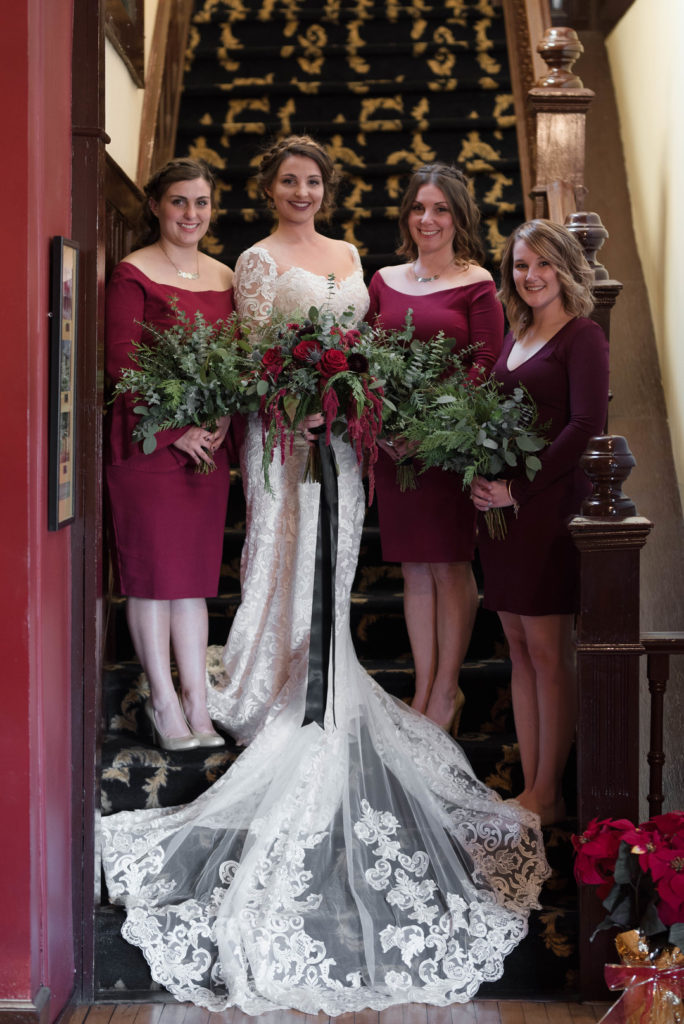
[600,930,684,1024]
[303,430,338,729]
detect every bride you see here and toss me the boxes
[101,136,550,1016]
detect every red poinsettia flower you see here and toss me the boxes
[293,339,322,363]
[319,349,348,378]
[572,817,635,898]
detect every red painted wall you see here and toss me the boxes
[0,0,76,1016]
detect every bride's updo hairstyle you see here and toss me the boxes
[135,157,217,249]
[396,163,485,266]
[256,134,340,222]
[499,219,595,340]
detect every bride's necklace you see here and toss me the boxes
[158,241,200,280]
[411,255,456,283]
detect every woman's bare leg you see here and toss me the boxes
[424,562,478,730]
[126,596,193,739]
[402,562,437,713]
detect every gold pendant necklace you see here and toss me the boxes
[411,256,455,283]
[158,242,200,281]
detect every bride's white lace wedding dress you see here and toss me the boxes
[101,244,550,1016]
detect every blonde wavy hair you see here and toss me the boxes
[499,219,595,338]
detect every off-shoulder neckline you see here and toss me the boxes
[115,261,231,295]
[373,273,495,299]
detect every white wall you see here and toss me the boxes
[607,0,684,510]
[105,0,160,182]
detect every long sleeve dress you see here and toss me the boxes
[105,263,233,598]
[366,273,504,562]
[100,245,550,1017]
[477,317,610,615]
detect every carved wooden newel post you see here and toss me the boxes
[568,436,653,999]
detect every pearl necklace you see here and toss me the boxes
[411,256,455,283]
[158,242,200,280]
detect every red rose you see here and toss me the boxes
[293,339,322,363]
[319,349,348,378]
[572,817,634,898]
[262,346,284,380]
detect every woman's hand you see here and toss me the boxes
[470,476,513,512]
[173,422,228,468]
[300,412,325,443]
[378,435,417,464]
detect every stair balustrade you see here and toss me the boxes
[136,0,194,188]
[640,632,684,817]
[568,436,653,999]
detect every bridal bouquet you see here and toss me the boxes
[112,301,254,472]
[361,310,475,491]
[403,379,546,538]
[246,300,384,497]
[573,814,684,1024]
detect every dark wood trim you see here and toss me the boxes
[137,0,194,186]
[104,0,144,88]
[71,0,108,1002]
[0,987,51,1024]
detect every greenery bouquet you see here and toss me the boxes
[404,378,546,538]
[361,310,476,491]
[111,300,254,472]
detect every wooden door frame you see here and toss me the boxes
[71,0,108,1000]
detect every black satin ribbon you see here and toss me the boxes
[303,431,338,729]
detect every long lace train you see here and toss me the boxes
[101,421,550,1015]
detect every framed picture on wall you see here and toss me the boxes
[48,237,79,531]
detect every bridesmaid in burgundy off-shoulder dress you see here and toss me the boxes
[472,220,609,825]
[367,164,503,733]
[105,157,233,751]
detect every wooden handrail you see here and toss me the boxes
[136,0,194,187]
[640,632,684,817]
[501,0,551,221]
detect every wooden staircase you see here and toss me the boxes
[176,0,524,274]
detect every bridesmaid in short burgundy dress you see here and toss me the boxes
[472,220,609,825]
[106,158,233,751]
[367,164,503,732]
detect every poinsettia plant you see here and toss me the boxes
[572,813,684,949]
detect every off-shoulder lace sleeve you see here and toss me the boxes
[233,247,278,324]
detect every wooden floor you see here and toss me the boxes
[60,1001,610,1024]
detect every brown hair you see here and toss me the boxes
[498,219,595,338]
[396,163,485,265]
[255,135,339,222]
[134,157,217,249]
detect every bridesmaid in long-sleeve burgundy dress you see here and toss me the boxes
[105,157,233,751]
[472,220,609,825]
[367,164,503,732]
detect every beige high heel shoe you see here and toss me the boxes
[448,688,466,737]
[144,700,200,751]
[179,701,226,748]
